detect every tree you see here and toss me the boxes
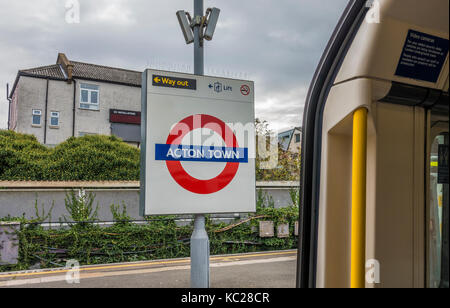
[254,119,300,182]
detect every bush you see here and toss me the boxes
[0,201,299,272]
[62,190,99,226]
[0,131,140,181]
[1,127,300,182]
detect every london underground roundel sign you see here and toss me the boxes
[141,69,255,216]
[156,114,244,195]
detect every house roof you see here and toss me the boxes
[70,61,141,87]
[21,64,67,80]
[20,61,142,86]
[278,127,302,136]
[278,127,302,151]
[10,54,142,98]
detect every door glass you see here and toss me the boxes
[428,131,449,288]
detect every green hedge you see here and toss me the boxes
[0,130,139,181]
[0,129,300,182]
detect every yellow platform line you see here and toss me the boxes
[0,250,297,279]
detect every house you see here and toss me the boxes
[7,53,142,147]
[278,127,302,153]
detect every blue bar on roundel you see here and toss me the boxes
[155,144,248,163]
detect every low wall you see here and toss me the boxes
[0,181,299,222]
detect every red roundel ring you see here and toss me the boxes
[165,114,240,195]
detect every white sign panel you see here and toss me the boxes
[140,69,255,215]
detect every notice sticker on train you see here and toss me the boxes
[395,30,449,83]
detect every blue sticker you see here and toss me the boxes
[395,30,449,83]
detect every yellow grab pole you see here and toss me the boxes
[351,108,368,288]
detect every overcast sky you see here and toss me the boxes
[0,0,348,133]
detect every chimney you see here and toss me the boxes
[57,53,74,84]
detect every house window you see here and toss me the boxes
[80,84,100,110]
[32,109,42,126]
[50,112,60,127]
[295,134,301,143]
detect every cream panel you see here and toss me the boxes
[335,0,449,90]
[316,78,384,288]
[317,78,425,288]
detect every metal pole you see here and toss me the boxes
[193,0,204,76]
[6,83,11,130]
[190,0,210,289]
[191,214,209,288]
[350,107,368,288]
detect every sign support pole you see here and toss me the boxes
[190,0,210,289]
[193,0,204,76]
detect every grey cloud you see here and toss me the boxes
[0,0,348,130]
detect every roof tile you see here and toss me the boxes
[21,64,66,79]
[71,61,141,86]
[20,61,142,87]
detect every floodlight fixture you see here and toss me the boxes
[204,7,220,41]
[176,10,194,44]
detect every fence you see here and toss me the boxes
[0,181,299,222]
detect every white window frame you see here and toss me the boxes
[50,111,60,127]
[32,109,42,126]
[80,84,100,110]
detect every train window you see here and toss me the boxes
[428,131,449,288]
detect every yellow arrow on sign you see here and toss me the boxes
[154,77,161,83]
